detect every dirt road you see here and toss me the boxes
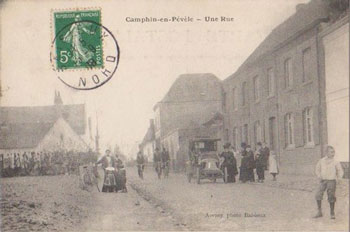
[77,177,186,231]
[1,166,348,231]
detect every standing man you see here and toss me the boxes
[115,153,127,192]
[161,147,170,177]
[314,145,343,219]
[96,149,116,169]
[220,143,238,183]
[246,145,255,182]
[255,142,265,183]
[153,148,161,175]
[261,142,270,170]
[136,151,145,179]
[239,143,249,183]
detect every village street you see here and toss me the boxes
[124,166,349,231]
[1,166,348,231]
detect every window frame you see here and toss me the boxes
[303,107,315,147]
[232,87,237,110]
[253,75,260,102]
[267,67,275,97]
[242,82,247,106]
[284,113,295,148]
[243,124,249,144]
[284,58,293,89]
[302,47,312,83]
[254,121,262,146]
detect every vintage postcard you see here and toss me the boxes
[0,0,349,231]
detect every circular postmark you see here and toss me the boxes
[50,20,119,90]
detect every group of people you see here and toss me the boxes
[219,142,279,183]
[96,149,127,192]
[152,147,170,174]
[0,151,98,177]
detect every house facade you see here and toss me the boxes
[320,15,349,163]
[0,92,90,154]
[222,0,348,175]
[139,119,156,162]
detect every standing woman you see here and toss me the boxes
[269,150,279,181]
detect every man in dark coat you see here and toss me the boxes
[255,142,266,182]
[246,145,256,182]
[261,142,270,170]
[239,143,249,183]
[161,147,170,164]
[136,151,145,178]
[96,149,117,169]
[220,143,238,183]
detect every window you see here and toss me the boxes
[253,76,260,102]
[284,58,293,89]
[242,82,247,106]
[284,113,294,147]
[254,121,262,145]
[232,127,238,149]
[303,108,314,145]
[267,68,275,96]
[232,87,237,110]
[302,48,312,82]
[243,124,249,144]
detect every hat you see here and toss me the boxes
[257,142,262,146]
[241,142,247,148]
[224,143,231,149]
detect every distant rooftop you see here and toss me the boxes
[0,104,86,149]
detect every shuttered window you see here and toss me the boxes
[284,113,294,148]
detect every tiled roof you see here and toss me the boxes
[160,73,221,103]
[0,104,85,149]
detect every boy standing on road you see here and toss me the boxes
[314,145,343,219]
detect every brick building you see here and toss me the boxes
[153,73,223,170]
[222,0,348,175]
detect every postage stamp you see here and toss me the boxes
[53,10,103,70]
[50,8,120,90]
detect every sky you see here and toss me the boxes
[0,0,309,157]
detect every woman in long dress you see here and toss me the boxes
[269,150,279,181]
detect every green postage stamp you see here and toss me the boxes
[50,8,119,90]
[53,9,103,70]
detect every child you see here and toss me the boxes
[268,150,278,181]
[314,145,343,219]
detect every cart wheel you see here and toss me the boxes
[224,167,228,183]
[196,167,200,184]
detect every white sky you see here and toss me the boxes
[0,0,308,157]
